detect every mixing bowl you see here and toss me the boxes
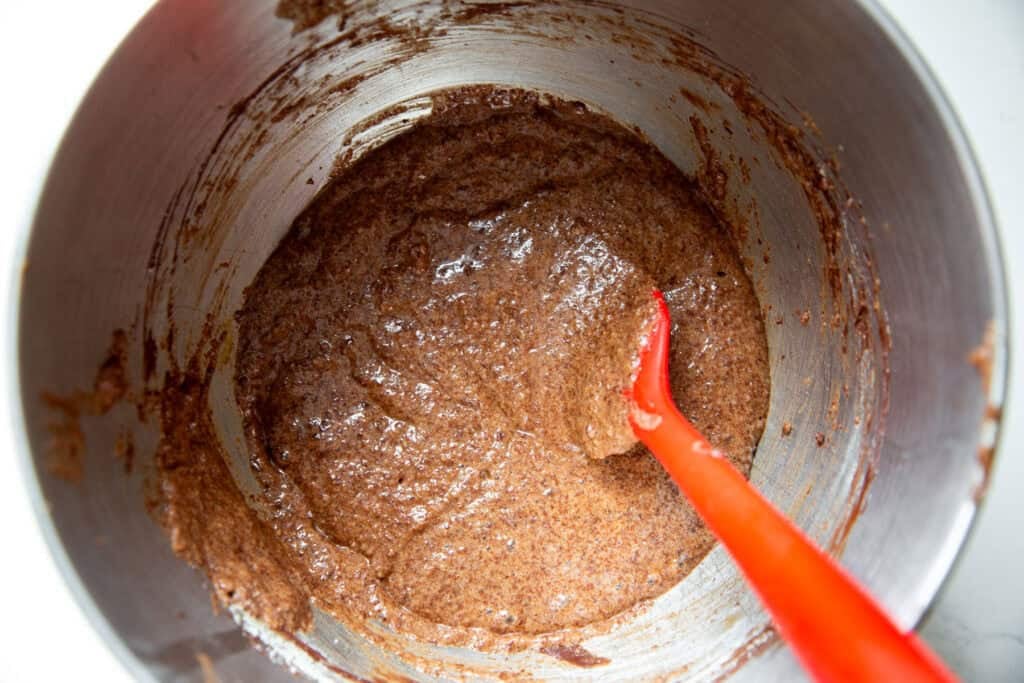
[16,0,1007,680]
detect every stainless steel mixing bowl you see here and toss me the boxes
[16,0,1007,680]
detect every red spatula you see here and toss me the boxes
[626,290,957,683]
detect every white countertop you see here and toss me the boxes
[1,1,1021,680]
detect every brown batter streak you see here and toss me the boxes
[42,330,129,482]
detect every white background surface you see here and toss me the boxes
[0,1,1020,681]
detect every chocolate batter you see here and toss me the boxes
[229,87,768,638]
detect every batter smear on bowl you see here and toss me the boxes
[226,87,768,640]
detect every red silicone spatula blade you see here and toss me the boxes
[626,290,957,683]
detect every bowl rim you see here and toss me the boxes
[856,0,1011,629]
[8,0,1009,680]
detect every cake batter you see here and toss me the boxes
[230,87,770,635]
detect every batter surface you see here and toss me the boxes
[232,87,769,636]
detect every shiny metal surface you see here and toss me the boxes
[16,0,1006,680]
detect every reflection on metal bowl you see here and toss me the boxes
[17,1,1006,680]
